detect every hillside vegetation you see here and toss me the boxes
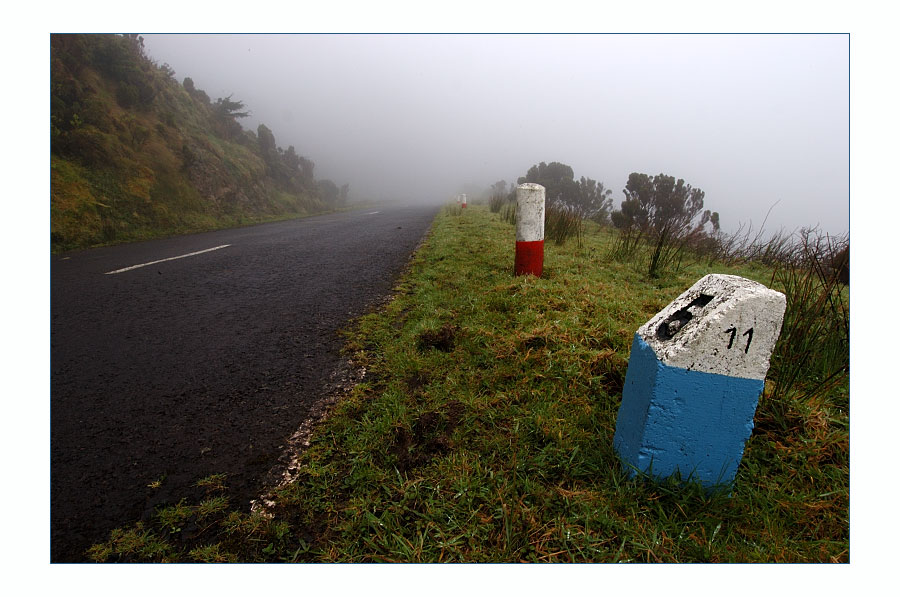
[51,34,347,252]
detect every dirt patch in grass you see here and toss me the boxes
[416,324,459,352]
[520,334,551,352]
[405,371,430,393]
[389,400,466,472]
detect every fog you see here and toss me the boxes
[142,34,849,235]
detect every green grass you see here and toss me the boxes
[89,205,848,563]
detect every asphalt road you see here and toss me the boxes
[50,204,438,562]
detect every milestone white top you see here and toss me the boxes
[637,274,786,380]
[516,183,545,242]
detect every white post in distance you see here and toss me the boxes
[514,183,545,277]
[461,193,467,209]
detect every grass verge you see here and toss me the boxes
[89,204,848,563]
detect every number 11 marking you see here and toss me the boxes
[725,327,754,353]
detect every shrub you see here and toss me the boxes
[59,125,116,167]
[545,201,584,247]
[610,172,718,279]
[116,82,139,108]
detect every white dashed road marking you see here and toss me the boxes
[104,245,232,275]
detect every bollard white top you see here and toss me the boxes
[516,183,546,242]
[637,274,786,380]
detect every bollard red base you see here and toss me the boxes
[514,240,544,277]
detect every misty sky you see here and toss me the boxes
[142,33,849,235]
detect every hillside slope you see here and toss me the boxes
[51,34,345,252]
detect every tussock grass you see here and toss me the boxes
[764,231,849,429]
[488,193,507,213]
[444,203,463,217]
[545,202,585,247]
[500,200,516,226]
[90,205,848,563]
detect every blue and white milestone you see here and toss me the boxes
[613,274,786,490]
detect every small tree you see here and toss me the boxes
[610,172,719,278]
[573,176,613,223]
[515,162,613,221]
[318,179,340,205]
[214,94,250,119]
[517,161,576,205]
[283,145,301,172]
[257,124,278,163]
[298,156,315,181]
[489,180,507,199]
[213,95,249,139]
[159,62,175,80]
[183,77,210,104]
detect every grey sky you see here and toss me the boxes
[142,33,849,235]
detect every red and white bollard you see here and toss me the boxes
[461,193,467,209]
[514,183,545,277]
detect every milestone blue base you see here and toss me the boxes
[613,335,764,489]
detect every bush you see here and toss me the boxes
[116,83,139,108]
[610,172,718,279]
[59,125,116,167]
